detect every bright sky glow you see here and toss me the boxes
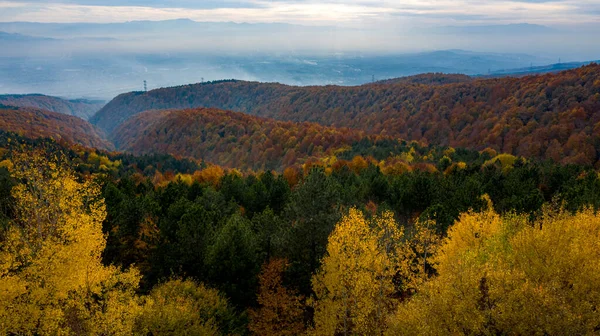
[0,0,599,26]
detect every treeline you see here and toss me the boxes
[0,131,203,178]
[1,143,600,334]
[93,64,600,166]
[375,72,473,85]
[0,106,113,150]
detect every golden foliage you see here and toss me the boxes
[310,209,403,335]
[134,279,231,336]
[0,158,12,170]
[193,165,225,187]
[399,219,442,294]
[350,155,368,173]
[483,153,518,172]
[380,159,412,175]
[0,151,141,335]
[388,203,600,335]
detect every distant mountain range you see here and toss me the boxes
[430,23,556,35]
[0,19,319,39]
[0,49,558,99]
[484,60,600,77]
[0,31,55,42]
[2,19,596,98]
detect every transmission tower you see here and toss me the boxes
[143,80,147,92]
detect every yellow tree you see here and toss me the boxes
[134,279,234,335]
[311,208,402,335]
[0,151,141,335]
[397,218,442,297]
[249,258,306,336]
[387,201,600,335]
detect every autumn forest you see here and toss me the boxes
[1,64,600,335]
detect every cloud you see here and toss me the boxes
[0,0,263,9]
[0,0,598,26]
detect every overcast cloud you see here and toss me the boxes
[0,0,599,27]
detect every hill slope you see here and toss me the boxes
[112,107,369,171]
[0,106,113,150]
[94,64,600,166]
[0,94,105,120]
[375,73,473,85]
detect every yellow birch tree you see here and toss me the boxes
[387,201,600,335]
[0,150,141,335]
[311,208,402,335]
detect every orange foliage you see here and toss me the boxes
[0,107,112,150]
[113,108,367,171]
[350,155,368,173]
[412,163,439,173]
[249,259,305,336]
[283,167,300,188]
[98,64,600,166]
[193,165,225,187]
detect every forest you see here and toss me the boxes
[1,130,600,334]
[0,65,599,335]
[93,65,600,166]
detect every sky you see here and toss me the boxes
[0,0,599,28]
[0,0,599,98]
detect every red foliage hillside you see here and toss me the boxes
[0,94,105,120]
[94,65,600,166]
[0,107,113,150]
[112,108,370,171]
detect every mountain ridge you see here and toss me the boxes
[112,107,371,171]
[92,64,600,166]
[0,94,105,120]
[0,106,113,150]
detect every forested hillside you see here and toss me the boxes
[93,64,600,166]
[0,130,203,178]
[0,106,113,150]
[0,94,105,120]
[2,136,600,334]
[112,107,373,171]
[375,72,473,85]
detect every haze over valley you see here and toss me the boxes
[0,16,598,99]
